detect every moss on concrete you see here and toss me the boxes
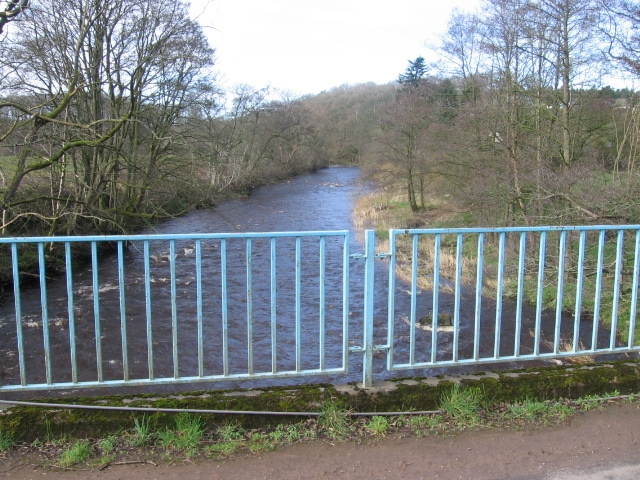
[2,360,639,442]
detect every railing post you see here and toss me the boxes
[362,229,376,388]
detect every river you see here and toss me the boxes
[1,167,382,397]
[0,166,617,399]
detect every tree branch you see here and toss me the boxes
[0,0,28,34]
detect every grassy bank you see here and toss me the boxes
[1,360,640,466]
[353,187,640,345]
[0,394,624,467]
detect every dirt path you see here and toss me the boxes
[2,402,640,480]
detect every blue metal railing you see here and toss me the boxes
[384,226,640,376]
[1,225,639,393]
[0,231,351,391]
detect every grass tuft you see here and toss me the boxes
[206,440,240,457]
[128,415,153,447]
[318,400,352,440]
[157,412,205,457]
[439,385,485,425]
[97,436,118,455]
[58,439,92,467]
[216,422,245,441]
[366,415,390,436]
[0,431,14,452]
[506,398,551,421]
[248,432,276,452]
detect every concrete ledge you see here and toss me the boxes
[2,359,640,441]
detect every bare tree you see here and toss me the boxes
[377,82,448,211]
[601,0,640,76]
[0,0,218,235]
[0,0,27,34]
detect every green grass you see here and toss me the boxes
[157,412,205,457]
[128,415,153,447]
[58,440,92,467]
[212,424,296,454]
[248,432,276,452]
[366,416,390,435]
[216,422,244,440]
[206,440,241,457]
[0,389,634,466]
[439,385,486,426]
[97,436,118,455]
[44,418,55,443]
[506,398,552,421]
[548,402,575,421]
[318,400,353,440]
[574,390,620,411]
[405,414,444,431]
[0,431,15,452]
[281,423,306,442]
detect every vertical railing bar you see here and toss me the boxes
[514,232,526,357]
[610,230,624,350]
[409,234,419,365]
[196,240,204,378]
[453,234,463,362]
[221,239,229,376]
[431,234,441,364]
[270,238,277,374]
[295,237,302,373]
[554,231,567,354]
[386,231,397,371]
[473,233,484,361]
[11,244,26,386]
[534,232,547,356]
[143,241,154,380]
[169,240,178,379]
[91,242,103,382]
[362,230,376,387]
[628,230,640,348]
[38,243,51,385]
[246,238,254,375]
[64,242,77,384]
[117,241,129,382]
[319,236,326,371]
[494,232,506,359]
[342,233,350,371]
[573,230,587,352]
[592,231,605,351]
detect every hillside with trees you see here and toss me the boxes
[0,0,329,237]
[351,0,640,228]
[2,0,640,240]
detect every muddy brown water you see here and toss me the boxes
[0,167,619,399]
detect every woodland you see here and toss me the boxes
[2,0,640,238]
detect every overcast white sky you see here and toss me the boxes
[190,0,482,96]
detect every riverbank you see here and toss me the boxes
[352,183,640,346]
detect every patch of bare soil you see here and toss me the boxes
[2,402,640,480]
